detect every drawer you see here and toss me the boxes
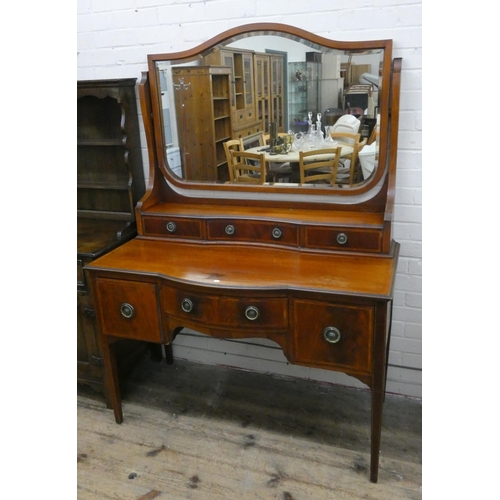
[162,287,219,323]
[162,286,288,330]
[292,299,374,373]
[305,226,382,253]
[142,216,203,239]
[94,278,162,342]
[218,296,288,330]
[207,219,299,246]
[234,110,255,125]
[234,124,261,139]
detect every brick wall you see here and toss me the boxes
[77,0,422,398]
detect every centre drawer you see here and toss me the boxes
[162,287,219,323]
[292,299,374,373]
[163,286,288,330]
[93,277,162,342]
[217,296,288,329]
[207,219,299,246]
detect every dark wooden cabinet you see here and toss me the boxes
[77,79,148,396]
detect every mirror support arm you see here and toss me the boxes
[384,58,402,218]
[136,71,163,231]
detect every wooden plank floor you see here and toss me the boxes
[77,355,422,499]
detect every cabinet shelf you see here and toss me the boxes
[215,135,231,143]
[77,209,134,221]
[78,139,124,147]
[77,180,131,190]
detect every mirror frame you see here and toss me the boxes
[147,22,393,201]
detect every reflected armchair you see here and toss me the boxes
[329,114,361,139]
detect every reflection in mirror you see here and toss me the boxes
[153,31,384,190]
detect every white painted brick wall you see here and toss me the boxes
[77,0,422,398]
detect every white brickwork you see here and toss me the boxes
[77,0,422,397]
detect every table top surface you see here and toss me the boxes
[246,144,354,163]
[86,238,399,300]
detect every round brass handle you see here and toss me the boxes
[245,306,260,321]
[323,326,342,344]
[166,221,177,233]
[181,298,194,313]
[272,227,282,239]
[120,303,135,319]
[225,224,235,235]
[336,232,348,245]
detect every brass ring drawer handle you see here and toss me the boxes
[120,303,135,319]
[272,227,282,239]
[181,298,194,313]
[245,306,260,321]
[336,232,348,245]
[323,326,342,344]
[225,224,235,235]
[166,221,177,233]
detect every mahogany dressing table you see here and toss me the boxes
[85,24,402,483]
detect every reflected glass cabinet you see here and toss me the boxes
[205,48,285,139]
[205,48,256,129]
[254,54,270,133]
[271,54,285,132]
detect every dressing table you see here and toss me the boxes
[85,23,402,483]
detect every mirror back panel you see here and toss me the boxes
[140,23,400,218]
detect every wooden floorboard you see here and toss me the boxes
[77,355,422,499]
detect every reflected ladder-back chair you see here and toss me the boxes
[299,147,342,186]
[260,133,292,182]
[330,132,366,186]
[229,150,267,184]
[223,139,245,182]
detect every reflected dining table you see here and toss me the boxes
[246,143,354,183]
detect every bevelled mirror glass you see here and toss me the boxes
[147,24,392,199]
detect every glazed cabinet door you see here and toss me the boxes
[254,54,271,133]
[234,51,256,125]
[271,54,285,132]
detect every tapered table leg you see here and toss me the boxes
[369,300,390,483]
[100,337,123,424]
[165,343,174,365]
[149,343,163,362]
[370,388,384,482]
